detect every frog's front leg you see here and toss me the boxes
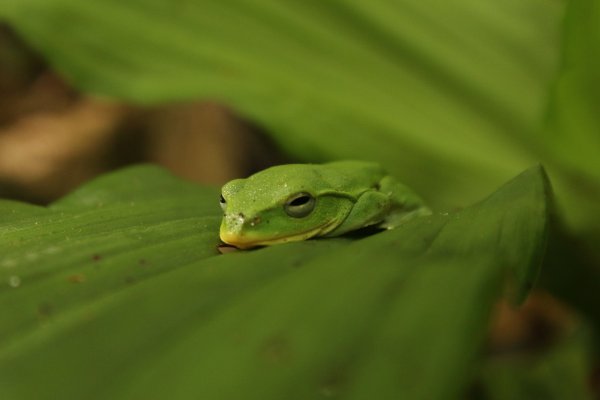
[324,190,391,237]
[324,176,430,237]
[378,175,431,229]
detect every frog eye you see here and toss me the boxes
[284,193,315,218]
[219,195,227,212]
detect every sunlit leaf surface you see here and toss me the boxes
[0,165,549,399]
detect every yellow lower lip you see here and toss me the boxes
[220,221,336,249]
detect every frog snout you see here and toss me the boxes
[220,212,265,248]
[223,213,246,233]
[223,213,262,233]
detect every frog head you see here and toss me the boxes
[219,164,353,249]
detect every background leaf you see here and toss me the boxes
[479,329,594,400]
[0,165,550,399]
[0,0,568,213]
[542,0,600,233]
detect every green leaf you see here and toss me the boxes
[542,0,600,234]
[479,329,595,400]
[0,165,550,399]
[545,0,600,179]
[0,0,565,211]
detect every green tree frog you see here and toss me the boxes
[219,161,430,249]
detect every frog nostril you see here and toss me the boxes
[249,216,261,227]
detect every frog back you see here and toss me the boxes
[316,161,387,197]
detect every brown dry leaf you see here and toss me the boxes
[487,290,579,354]
[0,27,284,203]
[140,101,285,186]
[0,97,132,202]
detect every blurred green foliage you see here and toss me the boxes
[480,329,594,400]
[2,0,598,238]
[1,0,599,398]
[0,0,564,206]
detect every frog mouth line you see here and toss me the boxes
[220,219,339,249]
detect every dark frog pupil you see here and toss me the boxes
[285,192,315,218]
[289,195,310,206]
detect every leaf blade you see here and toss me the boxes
[0,165,550,399]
